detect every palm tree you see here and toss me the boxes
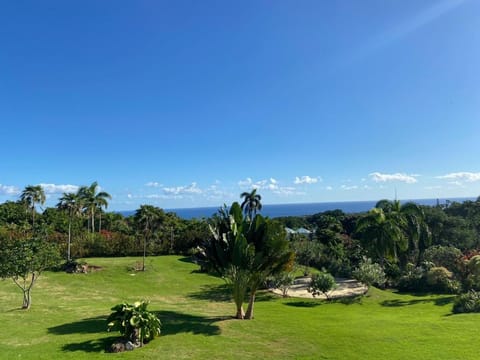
[57,192,83,261]
[78,182,111,233]
[240,189,262,220]
[375,199,431,265]
[20,185,46,228]
[355,207,407,267]
[134,205,163,271]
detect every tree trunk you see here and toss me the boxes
[142,236,147,271]
[22,289,31,309]
[235,305,245,319]
[245,290,256,320]
[67,218,72,261]
[99,213,102,233]
[91,209,95,233]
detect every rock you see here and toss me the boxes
[110,342,126,353]
[125,341,135,351]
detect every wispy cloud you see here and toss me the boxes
[163,182,203,196]
[0,184,20,196]
[436,172,480,183]
[341,185,358,191]
[294,176,321,185]
[369,172,418,184]
[145,181,162,187]
[39,183,79,194]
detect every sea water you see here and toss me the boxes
[119,197,474,220]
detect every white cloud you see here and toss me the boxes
[369,172,418,184]
[0,184,20,195]
[325,186,333,191]
[163,182,203,196]
[39,183,79,194]
[145,181,162,187]
[238,177,253,187]
[436,172,480,183]
[294,176,321,184]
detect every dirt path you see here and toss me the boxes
[271,276,367,299]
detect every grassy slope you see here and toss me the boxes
[0,256,478,359]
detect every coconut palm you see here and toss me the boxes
[57,192,83,261]
[78,182,111,233]
[20,185,46,228]
[240,189,262,220]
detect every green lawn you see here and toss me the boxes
[0,256,478,359]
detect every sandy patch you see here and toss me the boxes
[271,276,367,299]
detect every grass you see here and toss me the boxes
[0,255,478,359]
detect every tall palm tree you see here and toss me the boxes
[57,192,83,261]
[240,189,262,220]
[78,182,111,233]
[134,205,163,271]
[20,185,46,228]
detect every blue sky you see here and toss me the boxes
[1,0,479,210]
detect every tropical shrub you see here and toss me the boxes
[308,271,337,300]
[396,263,426,292]
[107,301,161,346]
[352,258,386,288]
[426,267,460,294]
[424,245,462,274]
[268,270,296,297]
[452,290,480,314]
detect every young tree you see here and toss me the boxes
[0,237,60,309]
[308,272,337,300]
[134,205,164,271]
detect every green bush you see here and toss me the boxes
[352,258,386,287]
[396,263,426,292]
[424,245,462,274]
[308,272,337,300]
[452,290,480,314]
[107,300,161,346]
[426,267,460,294]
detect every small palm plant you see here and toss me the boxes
[107,300,161,347]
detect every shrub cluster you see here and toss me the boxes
[452,290,480,314]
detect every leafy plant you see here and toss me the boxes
[107,300,161,346]
[352,258,386,288]
[308,271,337,300]
[452,290,480,314]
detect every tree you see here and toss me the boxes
[134,205,164,271]
[355,207,407,267]
[201,201,294,320]
[240,189,262,220]
[20,185,46,228]
[376,199,431,265]
[78,182,111,233]
[0,236,60,309]
[57,192,83,261]
[308,272,337,300]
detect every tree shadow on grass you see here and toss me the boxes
[284,300,323,308]
[155,310,225,336]
[188,283,232,302]
[48,316,107,335]
[61,336,117,353]
[380,296,455,308]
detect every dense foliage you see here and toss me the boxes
[107,300,161,346]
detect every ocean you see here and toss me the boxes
[119,197,475,220]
